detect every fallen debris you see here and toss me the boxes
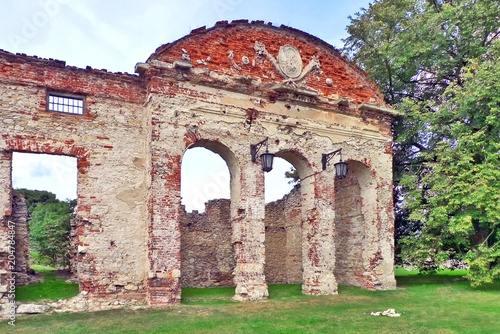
[370,308,401,317]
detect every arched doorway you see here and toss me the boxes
[264,156,301,284]
[263,150,315,290]
[180,141,238,288]
[334,160,372,287]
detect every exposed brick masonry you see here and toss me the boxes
[0,20,397,316]
[180,186,303,288]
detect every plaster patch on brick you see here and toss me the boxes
[0,21,397,316]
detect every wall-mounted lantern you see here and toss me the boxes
[322,148,348,179]
[250,137,275,172]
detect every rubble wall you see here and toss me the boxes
[0,20,397,314]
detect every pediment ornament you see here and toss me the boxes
[254,41,321,85]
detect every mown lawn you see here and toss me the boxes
[3,269,499,334]
[15,265,79,302]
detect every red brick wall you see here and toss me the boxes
[0,20,396,313]
[149,21,385,106]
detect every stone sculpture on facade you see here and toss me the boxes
[0,20,398,316]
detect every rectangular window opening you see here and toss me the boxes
[47,93,85,115]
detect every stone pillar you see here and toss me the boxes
[147,148,183,305]
[374,171,397,290]
[301,171,338,295]
[362,160,396,290]
[11,193,37,285]
[0,150,12,318]
[0,150,11,219]
[232,155,268,301]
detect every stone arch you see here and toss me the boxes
[180,139,238,288]
[0,19,399,313]
[187,139,241,215]
[274,149,315,212]
[334,160,374,288]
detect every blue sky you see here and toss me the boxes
[2,0,373,210]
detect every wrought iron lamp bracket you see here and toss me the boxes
[322,148,342,170]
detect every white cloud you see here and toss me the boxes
[12,152,77,201]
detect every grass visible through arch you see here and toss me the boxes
[181,283,304,305]
[4,269,499,333]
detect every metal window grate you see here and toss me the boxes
[48,94,84,115]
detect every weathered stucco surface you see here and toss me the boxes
[0,20,397,316]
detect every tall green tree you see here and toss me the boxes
[15,189,76,268]
[344,0,500,284]
[15,189,58,214]
[29,200,75,268]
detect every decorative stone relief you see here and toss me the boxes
[228,50,242,71]
[277,45,302,79]
[174,48,192,69]
[254,41,321,85]
[196,56,212,66]
[181,49,190,62]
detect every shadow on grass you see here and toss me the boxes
[395,268,500,292]
[181,286,235,305]
[181,284,306,305]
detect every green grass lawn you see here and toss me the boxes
[15,265,79,302]
[4,269,499,334]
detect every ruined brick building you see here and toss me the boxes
[0,21,398,313]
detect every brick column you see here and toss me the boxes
[360,162,397,290]
[301,171,338,295]
[0,150,11,219]
[232,155,268,301]
[147,148,183,305]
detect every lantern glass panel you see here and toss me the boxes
[260,152,275,172]
[334,161,348,179]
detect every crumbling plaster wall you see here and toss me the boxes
[180,200,234,287]
[179,186,302,288]
[0,20,397,314]
[141,21,397,303]
[0,52,150,310]
[264,185,302,284]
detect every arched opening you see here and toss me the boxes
[11,152,77,285]
[334,160,371,287]
[264,151,313,288]
[181,147,230,213]
[180,141,237,289]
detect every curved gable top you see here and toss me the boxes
[144,20,387,106]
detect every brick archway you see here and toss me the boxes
[1,20,398,315]
[180,141,236,289]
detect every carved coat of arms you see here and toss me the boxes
[254,41,321,85]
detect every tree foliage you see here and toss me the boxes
[15,189,76,268]
[344,0,500,284]
[15,189,58,214]
[29,200,75,268]
[284,167,300,184]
